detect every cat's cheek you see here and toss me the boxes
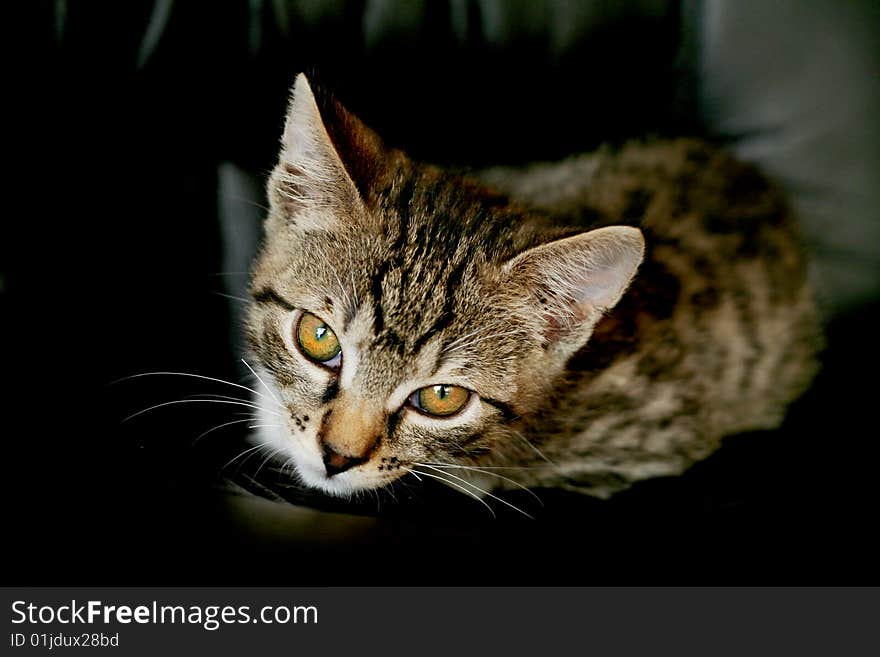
[250,418,338,492]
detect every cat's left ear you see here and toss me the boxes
[502,226,645,358]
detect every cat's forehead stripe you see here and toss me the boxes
[367,172,484,360]
[253,286,296,312]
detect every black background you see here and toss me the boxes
[6,2,879,585]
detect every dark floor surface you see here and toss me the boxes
[5,299,878,585]
[7,3,878,585]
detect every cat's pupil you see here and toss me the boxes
[315,325,328,341]
[434,385,449,399]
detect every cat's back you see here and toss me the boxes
[481,138,805,273]
[479,139,821,494]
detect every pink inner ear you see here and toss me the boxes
[542,312,566,344]
[518,227,644,347]
[540,296,593,344]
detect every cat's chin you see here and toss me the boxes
[294,461,384,497]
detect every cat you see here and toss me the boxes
[243,73,820,502]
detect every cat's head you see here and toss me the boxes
[245,74,643,496]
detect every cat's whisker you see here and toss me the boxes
[511,429,556,467]
[435,464,541,470]
[240,358,282,406]
[414,464,534,519]
[403,467,495,518]
[183,392,261,406]
[269,457,303,485]
[123,398,285,423]
[222,194,271,213]
[254,447,285,479]
[182,394,286,419]
[213,291,250,304]
[221,442,273,471]
[114,371,286,411]
[278,456,297,477]
[193,417,261,445]
[417,462,543,506]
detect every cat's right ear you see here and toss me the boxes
[268,74,386,232]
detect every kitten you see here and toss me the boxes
[244,74,820,501]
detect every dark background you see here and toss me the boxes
[6,1,879,584]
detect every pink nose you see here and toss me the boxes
[321,445,367,477]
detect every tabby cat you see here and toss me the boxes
[244,74,820,501]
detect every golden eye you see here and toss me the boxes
[412,385,470,417]
[296,312,341,368]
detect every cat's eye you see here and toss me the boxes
[409,385,470,417]
[296,312,342,369]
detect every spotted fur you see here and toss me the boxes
[244,75,820,499]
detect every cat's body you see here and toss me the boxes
[474,141,819,496]
[245,75,820,501]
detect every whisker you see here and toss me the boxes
[254,447,285,479]
[190,397,285,419]
[415,464,534,519]
[417,462,543,506]
[193,417,260,445]
[222,194,270,213]
[241,358,281,405]
[268,457,304,486]
[213,291,250,304]
[511,429,556,466]
[122,398,285,423]
[113,371,286,410]
[428,464,542,470]
[221,442,272,471]
[371,487,381,512]
[278,456,297,477]
[184,392,255,403]
[404,467,495,518]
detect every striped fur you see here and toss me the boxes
[244,75,820,499]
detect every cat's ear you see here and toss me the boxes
[269,74,386,229]
[503,226,645,357]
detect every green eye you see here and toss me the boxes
[296,312,341,367]
[411,385,470,417]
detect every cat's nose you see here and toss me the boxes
[318,394,382,476]
[322,445,367,477]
